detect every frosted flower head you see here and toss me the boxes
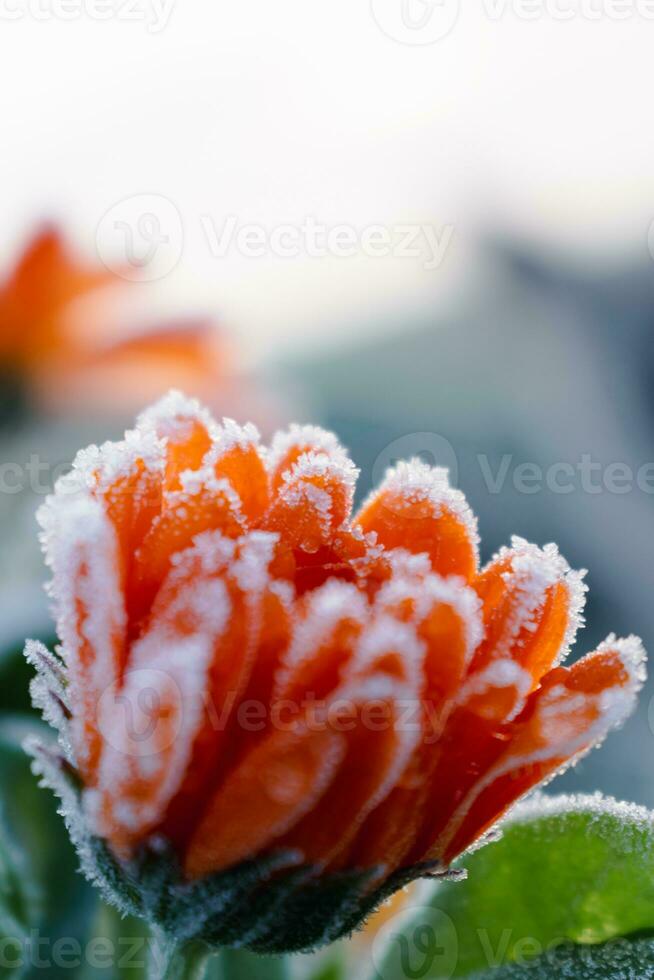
[25,392,646,954]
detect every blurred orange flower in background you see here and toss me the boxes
[33,391,645,891]
[0,225,293,654]
[0,226,270,422]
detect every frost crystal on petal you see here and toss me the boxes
[366,458,480,552]
[268,423,343,470]
[137,388,215,441]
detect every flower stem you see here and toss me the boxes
[166,944,209,980]
[218,949,290,980]
[153,935,212,980]
[148,931,290,978]
[90,902,151,979]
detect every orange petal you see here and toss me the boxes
[157,533,279,847]
[281,618,424,870]
[453,540,587,726]
[472,537,587,685]
[94,573,233,851]
[426,636,645,866]
[184,722,347,877]
[351,577,482,875]
[264,450,358,553]
[130,475,245,627]
[137,390,214,492]
[290,529,369,596]
[206,419,270,524]
[379,572,483,719]
[237,581,294,728]
[267,424,343,493]
[92,452,164,642]
[267,429,363,593]
[355,460,478,580]
[101,461,163,576]
[274,580,368,707]
[209,577,294,767]
[37,493,126,783]
[66,426,165,612]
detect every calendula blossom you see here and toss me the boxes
[26,391,645,956]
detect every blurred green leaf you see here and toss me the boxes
[373,794,654,979]
[305,960,346,980]
[218,948,289,979]
[75,903,150,980]
[0,636,56,716]
[0,717,89,914]
[0,814,33,978]
[0,716,96,977]
[280,946,348,980]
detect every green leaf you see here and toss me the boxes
[218,948,290,980]
[286,946,349,980]
[0,633,56,716]
[485,935,654,978]
[0,716,95,979]
[76,903,151,980]
[309,964,346,980]
[0,815,32,979]
[372,794,654,979]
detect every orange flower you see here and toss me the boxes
[0,226,228,415]
[36,393,643,876]
[30,391,645,949]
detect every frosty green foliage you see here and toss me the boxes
[373,794,654,980]
[0,816,31,979]
[0,716,87,978]
[482,936,654,979]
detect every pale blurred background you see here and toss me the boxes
[2,1,654,811]
[3,2,654,353]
